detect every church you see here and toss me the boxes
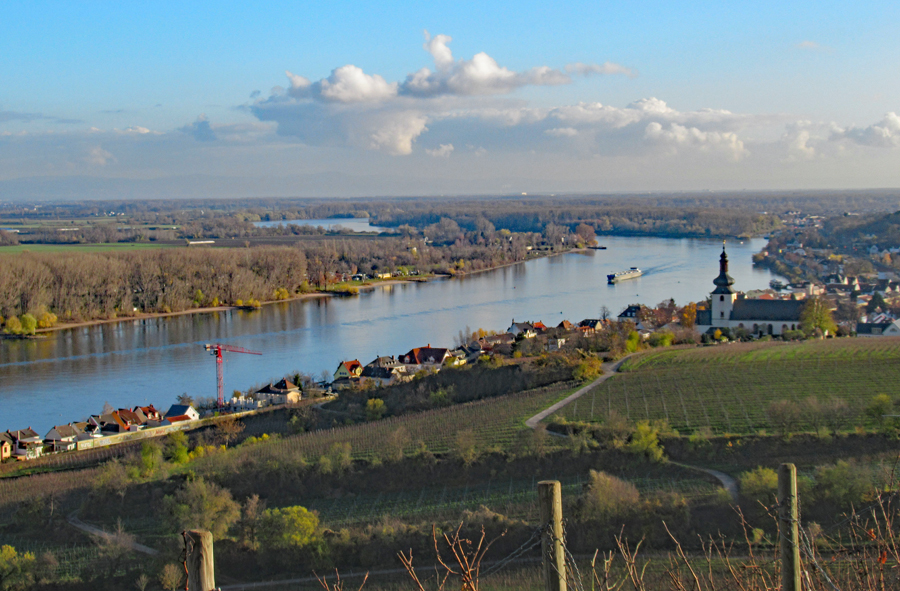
[695,247,805,336]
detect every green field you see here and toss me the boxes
[555,337,900,434]
[0,242,176,253]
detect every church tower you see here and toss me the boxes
[710,244,736,327]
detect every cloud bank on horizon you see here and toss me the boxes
[2,30,900,197]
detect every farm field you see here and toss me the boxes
[554,337,900,434]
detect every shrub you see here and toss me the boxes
[260,505,319,550]
[815,460,874,508]
[579,470,640,521]
[648,331,674,347]
[739,466,778,505]
[453,429,480,466]
[365,398,386,421]
[626,421,665,462]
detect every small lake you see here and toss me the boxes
[0,236,776,434]
[253,217,387,233]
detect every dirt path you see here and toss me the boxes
[524,355,740,501]
[66,512,159,556]
[524,356,628,428]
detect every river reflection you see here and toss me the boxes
[0,236,776,432]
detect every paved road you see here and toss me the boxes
[66,512,160,556]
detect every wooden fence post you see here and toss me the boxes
[778,463,801,591]
[539,480,567,591]
[184,530,215,591]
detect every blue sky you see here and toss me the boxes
[2,1,900,198]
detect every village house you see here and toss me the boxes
[0,432,12,461]
[44,424,82,452]
[856,319,900,336]
[6,428,43,459]
[164,404,200,423]
[399,345,451,372]
[333,360,363,381]
[507,320,537,338]
[253,378,302,405]
[359,356,408,388]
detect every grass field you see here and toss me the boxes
[554,337,900,434]
[0,242,177,253]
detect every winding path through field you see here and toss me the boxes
[524,355,739,501]
[525,357,628,429]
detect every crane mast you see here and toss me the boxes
[204,344,262,408]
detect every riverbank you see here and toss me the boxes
[29,250,576,335]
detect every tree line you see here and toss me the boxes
[0,229,556,324]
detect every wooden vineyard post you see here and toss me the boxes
[539,480,567,591]
[184,530,215,591]
[778,463,801,591]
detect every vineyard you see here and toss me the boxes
[195,381,580,472]
[555,337,900,434]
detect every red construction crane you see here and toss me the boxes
[204,344,262,408]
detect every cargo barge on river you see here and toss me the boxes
[607,267,643,284]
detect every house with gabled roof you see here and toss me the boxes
[333,360,363,382]
[164,404,200,422]
[254,378,301,405]
[507,320,537,338]
[7,428,44,459]
[44,424,81,452]
[399,345,450,372]
[856,320,900,336]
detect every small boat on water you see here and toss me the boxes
[608,267,643,284]
[769,279,786,290]
[588,245,607,250]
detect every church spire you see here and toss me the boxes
[712,242,735,294]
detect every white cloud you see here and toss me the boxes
[830,113,900,148]
[318,65,398,103]
[118,126,154,135]
[645,122,747,160]
[425,143,454,157]
[86,146,114,166]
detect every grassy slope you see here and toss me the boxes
[556,337,900,434]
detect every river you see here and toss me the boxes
[0,236,776,434]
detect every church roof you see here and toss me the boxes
[730,299,804,322]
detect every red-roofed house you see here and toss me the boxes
[399,346,450,371]
[333,360,363,382]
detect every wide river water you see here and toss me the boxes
[0,236,776,434]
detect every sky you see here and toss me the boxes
[2,1,900,199]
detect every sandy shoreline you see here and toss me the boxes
[29,249,579,335]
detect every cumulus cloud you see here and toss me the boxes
[425,143,454,157]
[400,31,575,97]
[180,114,216,142]
[119,126,153,135]
[249,34,769,161]
[644,121,747,160]
[830,113,900,148]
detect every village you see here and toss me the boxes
[4,246,900,464]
